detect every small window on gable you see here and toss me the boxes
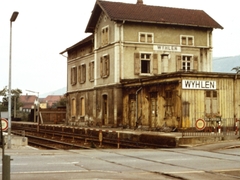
[101,26,109,46]
[139,32,153,43]
[181,35,194,46]
[71,66,77,85]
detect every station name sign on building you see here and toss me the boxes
[153,45,181,52]
[182,80,216,90]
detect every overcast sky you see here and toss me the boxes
[0,0,239,96]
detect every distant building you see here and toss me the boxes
[40,95,62,109]
[61,1,240,129]
[19,95,37,112]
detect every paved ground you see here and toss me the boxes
[0,140,239,180]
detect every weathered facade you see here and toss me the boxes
[61,0,239,129]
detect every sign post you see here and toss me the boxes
[1,118,11,180]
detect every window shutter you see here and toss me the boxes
[193,56,198,71]
[78,66,81,83]
[134,53,140,75]
[153,54,158,75]
[88,62,91,81]
[176,55,181,71]
[100,57,103,78]
[106,55,110,77]
[83,65,86,83]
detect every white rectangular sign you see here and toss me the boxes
[182,80,216,90]
[153,45,181,52]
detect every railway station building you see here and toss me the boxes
[60,0,240,130]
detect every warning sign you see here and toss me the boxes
[195,119,206,131]
[1,118,8,131]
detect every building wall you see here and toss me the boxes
[121,23,212,79]
[122,74,240,130]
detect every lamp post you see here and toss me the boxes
[8,11,19,149]
[26,90,39,123]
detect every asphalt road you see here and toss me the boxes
[1,140,240,180]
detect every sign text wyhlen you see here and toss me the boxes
[182,80,216,90]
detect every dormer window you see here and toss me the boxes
[139,32,153,43]
[181,35,194,46]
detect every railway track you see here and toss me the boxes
[12,122,177,149]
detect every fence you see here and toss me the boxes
[182,117,239,137]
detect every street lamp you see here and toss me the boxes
[26,90,39,123]
[8,11,19,149]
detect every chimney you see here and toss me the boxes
[137,0,143,5]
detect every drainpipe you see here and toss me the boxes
[136,87,142,126]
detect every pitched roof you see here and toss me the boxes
[19,95,37,109]
[60,34,93,54]
[86,0,223,32]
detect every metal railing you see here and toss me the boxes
[182,117,239,137]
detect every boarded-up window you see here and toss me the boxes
[71,98,76,117]
[205,90,218,117]
[80,97,85,116]
[71,66,77,85]
[100,55,110,78]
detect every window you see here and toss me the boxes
[176,55,198,72]
[182,55,192,71]
[134,53,158,75]
[89,61,94,82]
[205,90,218,117]
[100,55,110,78]
[71,98,76,117]
[80,97,85,116]
[78,64,86,84]
[141,53,151,73]
[101,26,109,46]
[71,66,77,85]
[181,35,194,46]
[139,32,153,43]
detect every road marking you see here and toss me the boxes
[11,170,88,174]
[47,162,79,165]
[170,170,205,174]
